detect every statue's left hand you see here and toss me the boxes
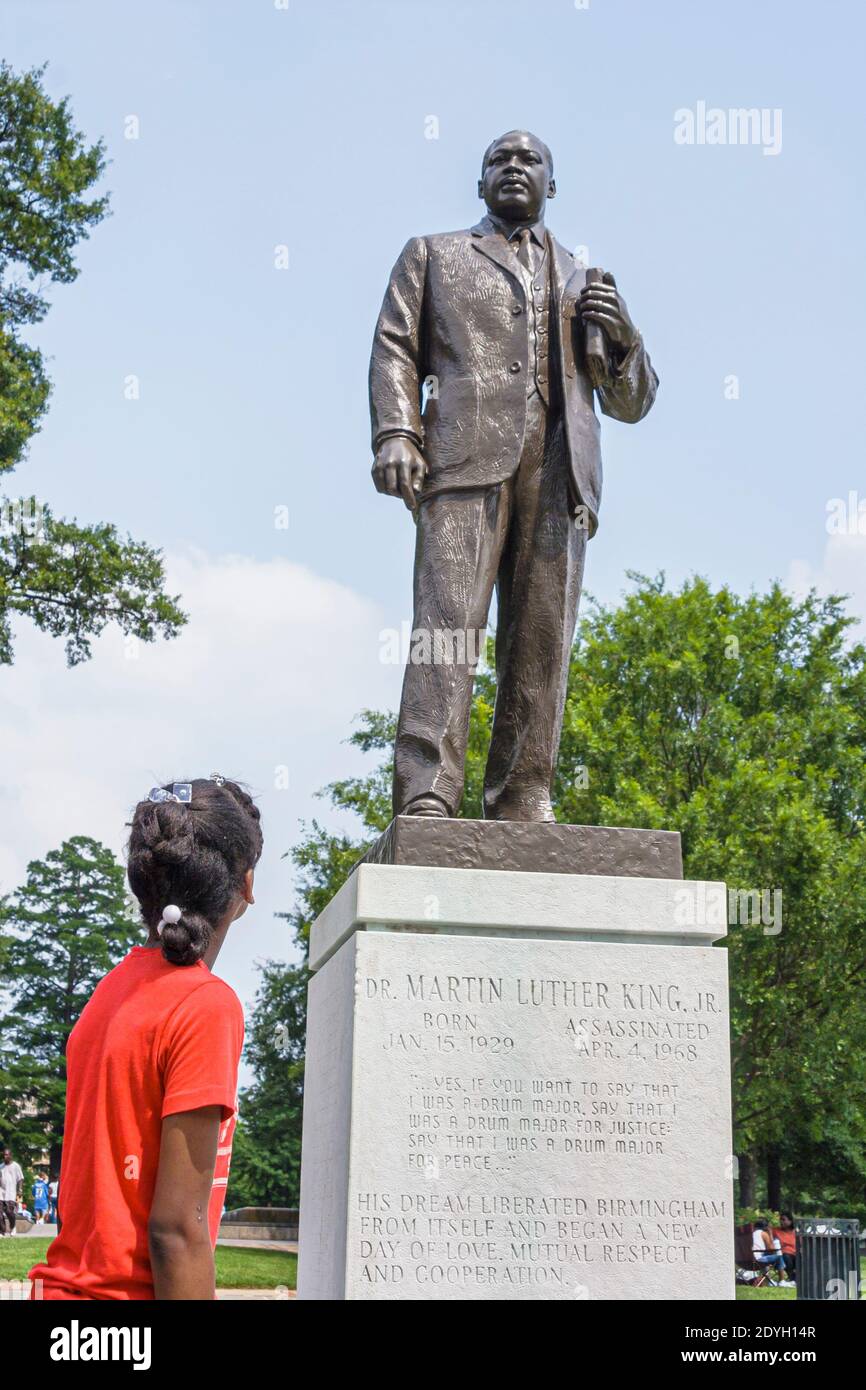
[579,272,637,352]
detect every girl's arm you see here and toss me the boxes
[148,1106,221,1300]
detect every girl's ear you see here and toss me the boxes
[242,867,255,906]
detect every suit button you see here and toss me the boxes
[510,362,522,373]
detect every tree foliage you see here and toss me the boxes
[0,60,108,470]
[0,60,186,663]
[0,505,186,665]
[554,574,866,1213]
[226,961,307,1209]
[0,836,140,1168]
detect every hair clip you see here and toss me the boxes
[210,773,226,786]
[147,783,192,804]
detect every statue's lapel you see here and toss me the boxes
[469,217,524,291]
[468,220,586,321]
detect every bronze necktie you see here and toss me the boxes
[514,226,533,274]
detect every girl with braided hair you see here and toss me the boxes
[29,776,263,1300]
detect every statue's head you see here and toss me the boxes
[478,130,555,223]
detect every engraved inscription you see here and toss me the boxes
[347,938,733,1299]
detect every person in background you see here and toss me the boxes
[0,1149,24,1236]
[752,1219,787,1280]
[773,1211,797,1281]
[29,776,262,1300]
[32,1172,50,1224]
[48,1175,59,1225]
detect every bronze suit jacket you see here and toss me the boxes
[368,216,658,536]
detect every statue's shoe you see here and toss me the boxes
[402,794,450,818]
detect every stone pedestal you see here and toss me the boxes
[298,825,734,1301]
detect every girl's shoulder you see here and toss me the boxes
[162,969,244,1037]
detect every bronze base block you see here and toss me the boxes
[356,816,682,880]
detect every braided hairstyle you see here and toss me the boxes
[127,778,263,967]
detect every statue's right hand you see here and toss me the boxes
[372,436,428,512]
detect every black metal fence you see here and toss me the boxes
[796,1218,861,1300]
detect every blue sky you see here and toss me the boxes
[2,0,865,1029]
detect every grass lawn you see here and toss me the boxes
[0,1238,297,1291]
[736,1279,795,1301]
[736,1257,865,1301]
[214,1245,296,1290]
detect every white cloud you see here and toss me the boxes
[0,549,402,1026]
[787,532,866,630]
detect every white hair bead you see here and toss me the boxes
[157,904,183,935]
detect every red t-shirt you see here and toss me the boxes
[29,946,244,1300]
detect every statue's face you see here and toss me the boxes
[480,132,554,222]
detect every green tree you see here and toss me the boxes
[0,836,140,1169]
[227,961,307,1209]
[1,508,186,665]
[554,575,866,1214]
[0,60,107,467]
[0,61,185,664]
[280,576,866,1218]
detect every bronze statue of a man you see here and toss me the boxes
[370,130,657,822]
